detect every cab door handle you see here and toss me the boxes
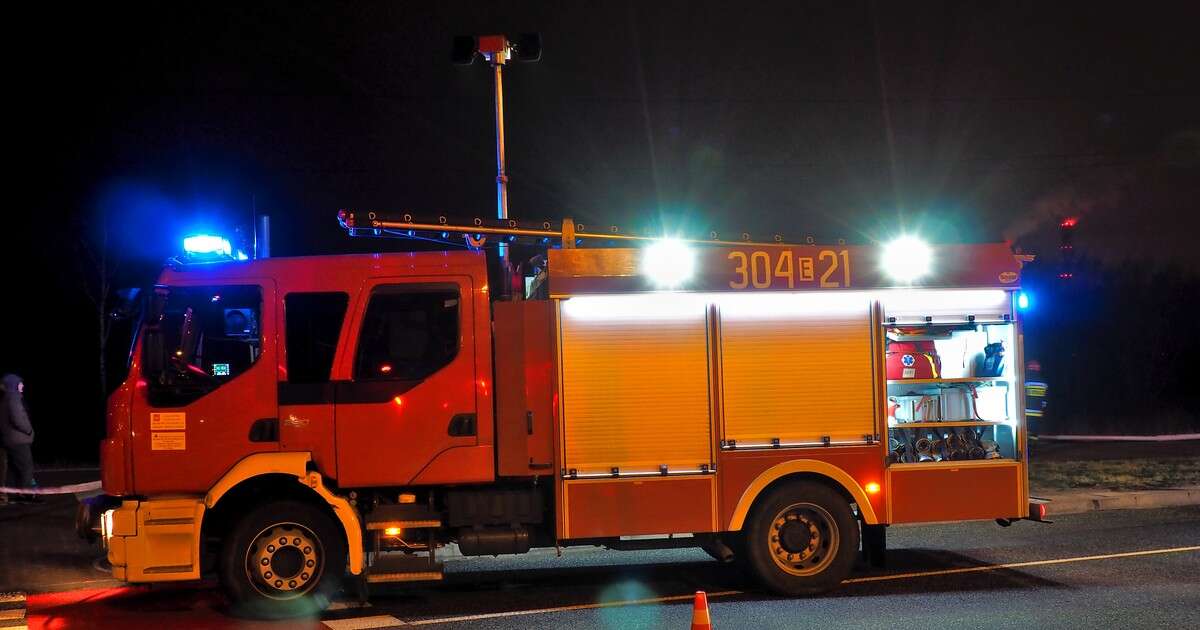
[249,418,279,442]
[447,413,477,437]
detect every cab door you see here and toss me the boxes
[334,277,483,487]
[131,282,278,494]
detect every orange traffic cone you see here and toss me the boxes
[690,590,712,630]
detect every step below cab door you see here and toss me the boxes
[334,276,492,488]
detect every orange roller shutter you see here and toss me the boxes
[718,294,875,445]
[558,296,713,475]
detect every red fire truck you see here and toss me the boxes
[83,213,1038,617]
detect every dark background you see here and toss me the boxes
[4,1,1199,464]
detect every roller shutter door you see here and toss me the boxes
[558,296,713,475]
[718,293,876,446]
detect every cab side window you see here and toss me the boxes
[285,292,349,383]
[143,285,262,407]
[354,285,460,381]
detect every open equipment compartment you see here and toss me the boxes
[879,289,1028,523]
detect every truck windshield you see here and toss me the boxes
[142,284,263,407]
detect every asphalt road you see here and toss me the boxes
[10,502,1200,629]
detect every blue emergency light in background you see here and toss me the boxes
[1017,291,1032,310]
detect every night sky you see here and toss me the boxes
[5,1,1199,460]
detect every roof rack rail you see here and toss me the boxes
[337,210,842,249]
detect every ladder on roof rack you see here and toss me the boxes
[337,210,843,249]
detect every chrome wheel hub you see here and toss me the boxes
[246,523,322,599]
[768,502,838,576]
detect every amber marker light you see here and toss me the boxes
[865,482,881,494]
[384,527,402,536]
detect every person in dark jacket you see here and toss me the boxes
[1,374,36,498]
[0,437,7,505]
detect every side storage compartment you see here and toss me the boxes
[717,293,877,448]
[557,296,714,477]
[555,294,718,540]
[562,476,717,538]
[887,461,1024,522]
[494,300,557,477]
[879,290,1029,523]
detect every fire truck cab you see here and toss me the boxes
[88,216,1034,617]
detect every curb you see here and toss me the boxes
[1037,487,1200,516]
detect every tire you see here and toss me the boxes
[219,500,347,619]
[740,480,859,595]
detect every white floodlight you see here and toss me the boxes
[641,238,696,288]
[880,235,932,283]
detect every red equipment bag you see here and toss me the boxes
[886,340,941,379]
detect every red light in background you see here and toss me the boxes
[380,364,393,374]
[1060,217,1078,228]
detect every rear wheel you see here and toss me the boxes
[740,481,859,595]
[219,500,347,618]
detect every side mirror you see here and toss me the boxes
[109,287,144,321]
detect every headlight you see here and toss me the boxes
[881,235,932,283]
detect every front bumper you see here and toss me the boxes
[99,497,206,582]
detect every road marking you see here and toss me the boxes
[30,578,124,591]
[327,600,374,612]
[323,615,407,629]
[842,545,1200,583]
[0,481,101,496]
[387,545,1200,626]
[402,591,743,626]
[0,591,26,630]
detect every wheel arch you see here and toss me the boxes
[203,452,363,575]
[727,460,879,530]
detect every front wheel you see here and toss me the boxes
[219,500,347,618]
[739,481,859,595]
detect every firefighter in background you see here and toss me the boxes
[1025,360,1049,435]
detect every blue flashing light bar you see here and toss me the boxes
[183,234,233,257]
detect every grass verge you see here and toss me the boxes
[1030,457,1200,491]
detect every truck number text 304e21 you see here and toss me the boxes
[727,249,852,289]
